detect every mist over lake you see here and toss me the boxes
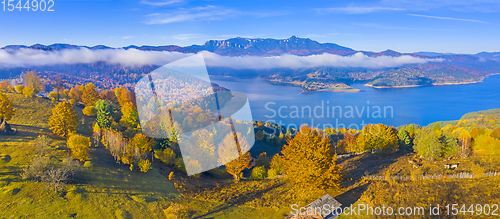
[210,74,500,129]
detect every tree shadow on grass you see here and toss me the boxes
[339,152,406,188]
[192,181,286,218]
[334,182,371,208]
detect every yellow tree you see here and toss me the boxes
[23,71,44,94]
[48,102,79,138]
[120,102,139,128]
[218,132,253,183]
[115,87,132,107]
[473,134,500,156]
[131,133,152,155]
[48,91,59,102]
[0,93,15,121]
[23,86,35,98]
[15,85,24,94]
[67,134,91,162]
[281,125,341,194]
[81,83,99,107]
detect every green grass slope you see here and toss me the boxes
[0,93,179,218]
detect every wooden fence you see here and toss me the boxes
[362,171,500,181]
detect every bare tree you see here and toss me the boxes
[62,157,82,182]
[42,168,68,192]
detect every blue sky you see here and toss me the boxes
[0,0,499,53]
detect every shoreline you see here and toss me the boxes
[301,87,363,94]
[364,73,500,89]
[365,81,481,89]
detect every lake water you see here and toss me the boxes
[210,75,500,129]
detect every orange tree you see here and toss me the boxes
[281,125,341,194]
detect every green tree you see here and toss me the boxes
[0,93,15,121]
[413,129,443,160]
[397,129,412,151]
[440,132,458,157]
[250,166,267,180]
[432,123,442,131]
[356,124,399,154]
[48,102,78,138]
[67,134,91,162]
[94,99,115,129]
[281,125,341,194]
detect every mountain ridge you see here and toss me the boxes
[4,36,492,59]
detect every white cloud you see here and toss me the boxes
[317,6,405,14]
[0,48,443,69]
[140,0,184,7]
[145,5,238,24]
[144,5,290,24]
[408,14,491,24]
[201,51,443,69]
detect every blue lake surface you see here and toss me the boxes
[210,75,500,129]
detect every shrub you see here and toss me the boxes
[208,168,230,179]
[83,161,93,168]
[155,148,176,166]
[82,106,97,117]
[21,157,49,181]
[138,159,151,173]
[67,134,91,162]
[250,166,267,180]
[62,157,82,182]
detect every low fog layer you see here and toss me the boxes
[0,48,443,69]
